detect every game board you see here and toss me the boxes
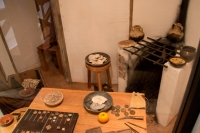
[12,109,79,133]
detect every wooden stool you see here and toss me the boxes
[86,62,112,91]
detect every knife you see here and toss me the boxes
[118,116,144,120]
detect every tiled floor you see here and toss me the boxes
[39,61,176,133]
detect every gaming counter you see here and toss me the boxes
[0,88,147,133]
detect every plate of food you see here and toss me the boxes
[83,91,113,113]
[169,56,186,68]
[0,114,14,126]
[85,52,110,67]
[44,91,63,106]
[19,87,35,97]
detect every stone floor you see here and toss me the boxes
[39,61,177,133]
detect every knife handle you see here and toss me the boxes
[131,116,144,120]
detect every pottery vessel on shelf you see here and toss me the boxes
[167,23,184,43]
[129,25,144,42]
[180,46,196,62]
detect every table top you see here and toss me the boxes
[0,107,28,133]
[12,88,147,133]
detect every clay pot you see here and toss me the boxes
[180,46,196,62]
[130,25,144,42]
[167,23,184,43]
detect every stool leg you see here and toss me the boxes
[97,72,102,91]
[106,68,112,87]
[88,69,91,88]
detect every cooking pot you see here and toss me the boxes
[180,45,196,62]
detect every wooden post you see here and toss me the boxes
[50,0,72,83]
[129,0,133,39]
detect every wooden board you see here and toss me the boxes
[12,109,78,133]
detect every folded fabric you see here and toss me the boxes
[21,78,40,89]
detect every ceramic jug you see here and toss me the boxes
[167,23,184,43]
[129,25,144,42]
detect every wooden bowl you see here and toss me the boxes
[19,87,35,97]
[44,91,63,106]
[180,46,196,62]
[169,56,186,68]
[0,114,14,126]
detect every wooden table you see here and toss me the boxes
[0,107,28,133]
[12,88,147,133]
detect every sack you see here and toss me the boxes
[130,92,146,109]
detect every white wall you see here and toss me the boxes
[132,0,182,38]
[59,0,182,84]
[59,0,130,83]
[192,113,200,133]
[185,0,200,48]
[0,0,44,73]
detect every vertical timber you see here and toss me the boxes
[50,0,72,83]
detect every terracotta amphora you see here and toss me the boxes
[167,23,184,43]
[130,25,145,42]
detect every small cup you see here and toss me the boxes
[180,46,196,62]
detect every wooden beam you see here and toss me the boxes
[177,0,189,31]
[129,0,133,39]
[0,27,21,82]
[50,0,72,83]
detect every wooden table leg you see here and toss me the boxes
[106,68,112,87]
[97,72,102,91]
[88,69,91,88]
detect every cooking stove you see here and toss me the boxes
[123,37,182,68]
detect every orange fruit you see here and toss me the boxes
[98,112,109,123]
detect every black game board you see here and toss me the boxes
[12,109,79,133]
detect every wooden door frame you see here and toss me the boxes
[50,0,72,83]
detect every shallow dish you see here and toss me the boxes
[19,87,35,97]
[83,91,113,113]
[85,52,110,67]
[0,114,14,126]
[169,56,186,68]
[44,91,63,106]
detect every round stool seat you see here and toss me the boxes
[85,62,112,91]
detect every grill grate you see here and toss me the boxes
[123,37,181,68]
